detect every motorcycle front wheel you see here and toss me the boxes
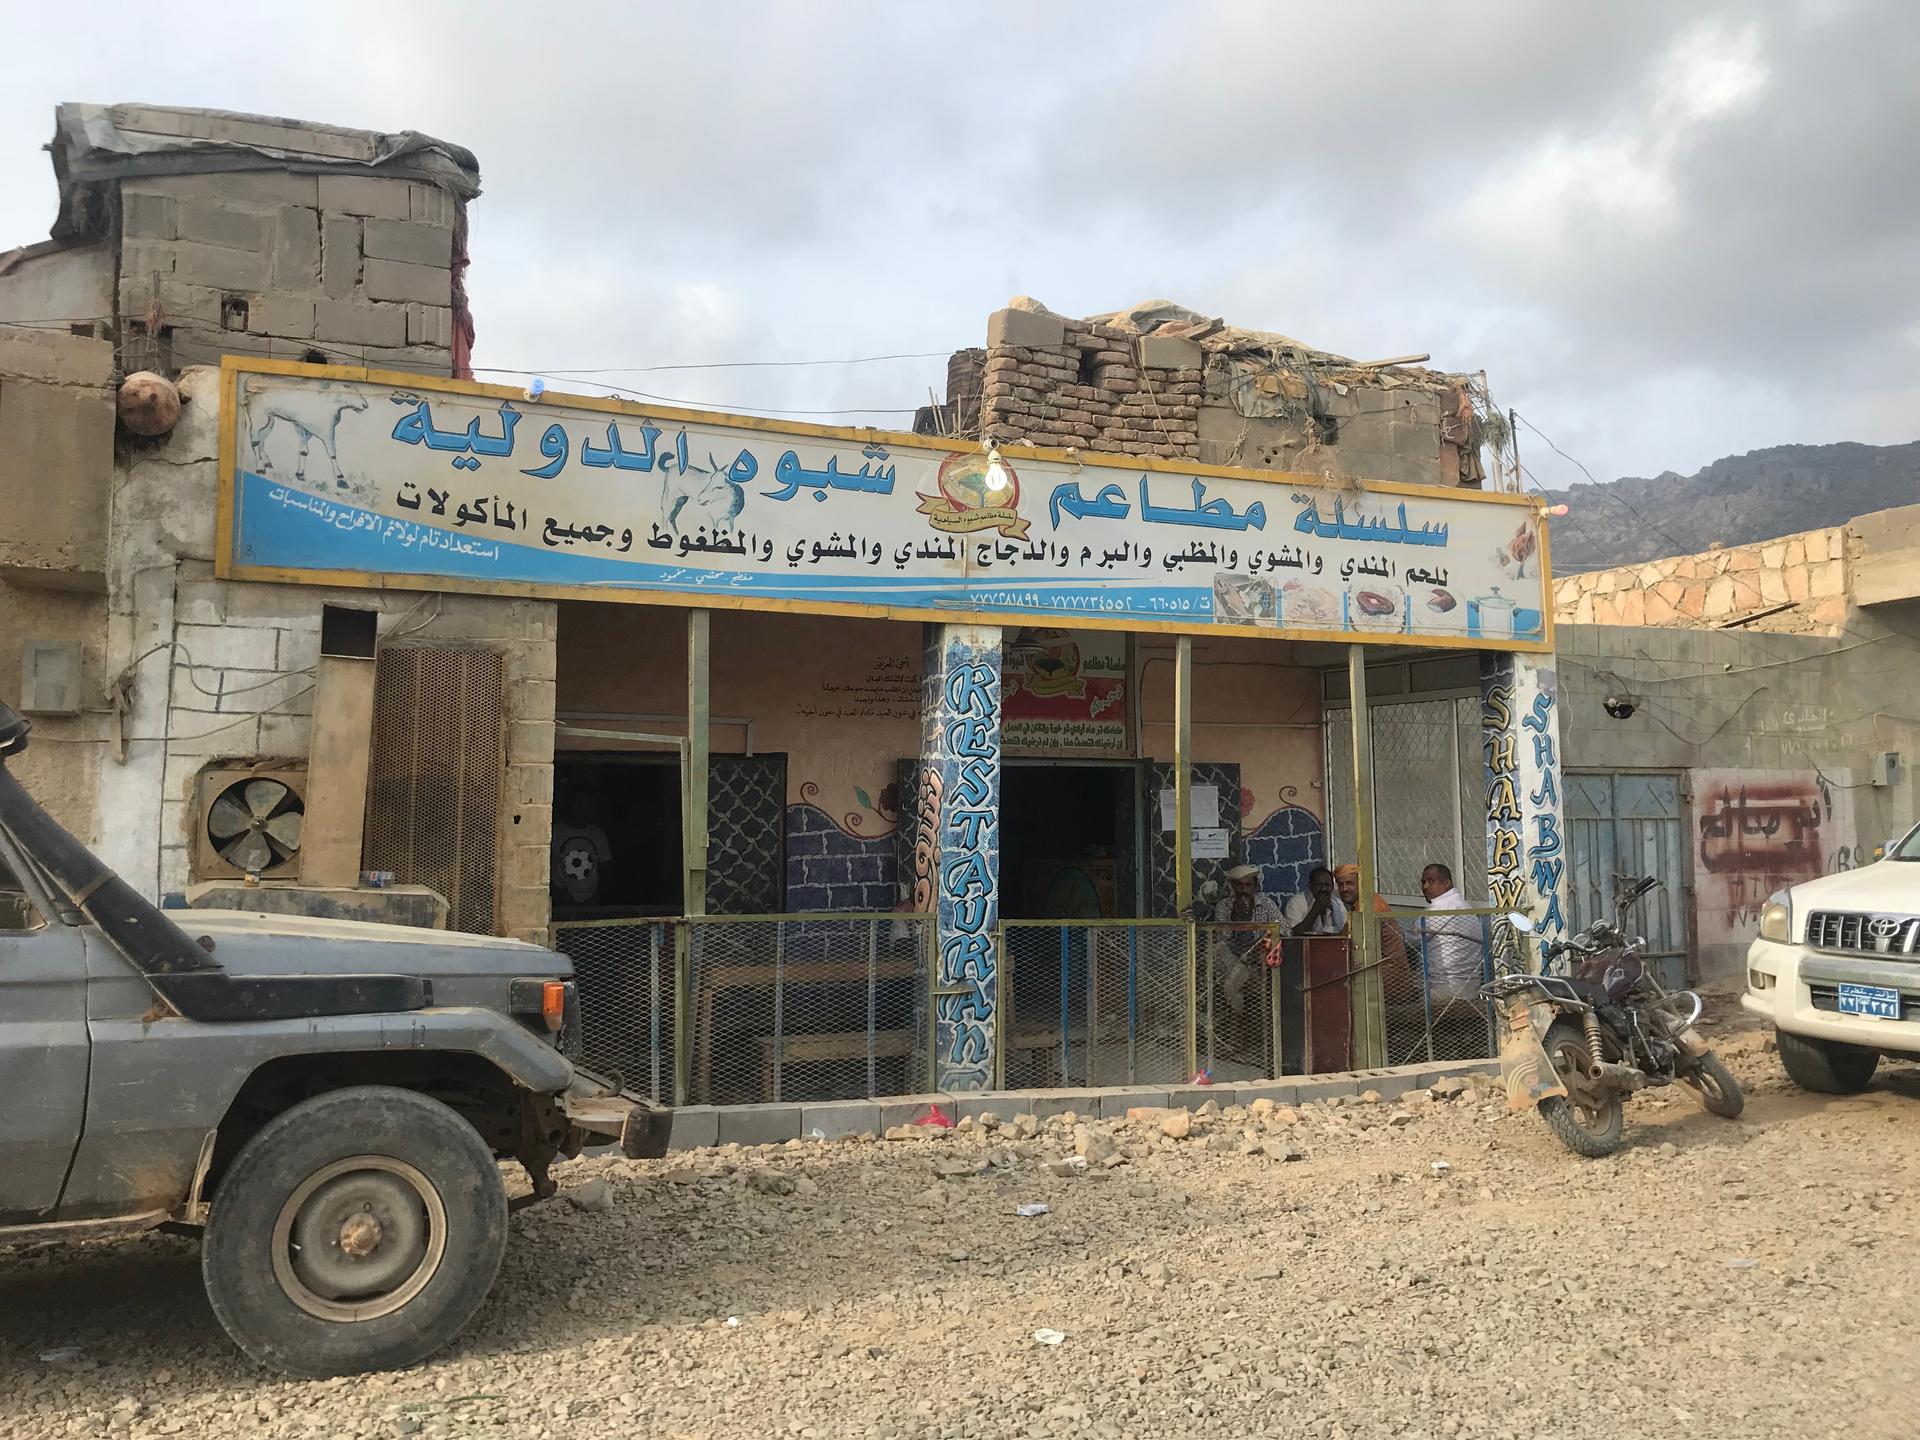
[1538,1020,1625,1158]
[1683,1050,1745,1119]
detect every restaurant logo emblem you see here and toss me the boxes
[917,451,1030,538]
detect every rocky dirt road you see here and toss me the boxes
[4,1029,1918,1440]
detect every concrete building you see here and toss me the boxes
[3,104,1567,1124]
[1552,514,1920,979]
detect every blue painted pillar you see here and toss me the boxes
[911,623,1003,1090]
[1480,650,1569,970]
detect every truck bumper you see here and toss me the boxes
[1744,937,1920,1056]
[560,1083,672,1159]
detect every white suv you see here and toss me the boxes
[1743,822,1920,1093]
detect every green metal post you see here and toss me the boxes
[1176,634,1197,1080]
[684,609,710,918]
[1346,645,1387,1068]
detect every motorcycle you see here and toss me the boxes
[1483,875,1744,1158]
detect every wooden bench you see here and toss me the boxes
[758,1029,914,1098]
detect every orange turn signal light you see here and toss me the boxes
[541,981,567,1032]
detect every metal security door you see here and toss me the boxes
[1567,772,1689,986]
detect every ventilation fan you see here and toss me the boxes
[193,767,308,880]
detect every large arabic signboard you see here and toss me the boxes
[216,360,1553,650]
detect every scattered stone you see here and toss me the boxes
[1045,1157,1089,1178]
[1250,1098,1277,1117]
[1076,1130,1118,1165]
[933,1158,977,1179]
[1388,1112,1416,1128]
[884,1123,948,1142]
[1196,1099,1221,1117]
[748,1169,795,1196]
[566,1178,614,1213]
[1160,1111,1193,1140]
[1430,1078,1473,1101]
[1142,1262,1173,1289]
[1358,1089,1384,1105]
[1261,1140,1305,1162]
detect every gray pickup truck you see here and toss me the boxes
[0,698,666,1376]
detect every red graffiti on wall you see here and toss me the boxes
[1697,780,1825,878]
[1695,773,1835,938]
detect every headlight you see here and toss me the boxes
[1759,891,1791,943]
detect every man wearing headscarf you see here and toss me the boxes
[1212,863,1283,1017]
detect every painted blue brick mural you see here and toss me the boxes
[784,803,898,913]
[1243,802,1326,904]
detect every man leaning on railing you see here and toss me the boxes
[1415,862,1488,1044]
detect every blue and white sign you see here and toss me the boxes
[219,361,1553,647]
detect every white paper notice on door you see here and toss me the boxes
[1192,827,1231,859]
[1158,783,1222,832]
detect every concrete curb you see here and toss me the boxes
[666,1058,1498,1151]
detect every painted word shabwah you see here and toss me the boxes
[220,361,1552,647]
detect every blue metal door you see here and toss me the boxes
[1567,772,1691,987]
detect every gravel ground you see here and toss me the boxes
[5,1023,1919,1440]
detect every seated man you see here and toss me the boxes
[1282,866,1349,937]
[1333,864,1413,1001]
[1212,863,1283,1016]
[1415,862,1486,1007]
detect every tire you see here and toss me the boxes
[202,1085,509,1377]
[1776,1029,1879,1095]
[1537,1020,1625,1158]
[1683,1050,1746,1119]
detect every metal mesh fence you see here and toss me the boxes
[553,919,673,1104]
[998,922,1193,1089]
[1381,906,1501,1065]
[1196,922,1283,1081]
[1325,697,1487,903]
[687,915,933,1106]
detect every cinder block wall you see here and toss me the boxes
[116,171,458,377]
[0,326,116,841]
[100,367,555,942]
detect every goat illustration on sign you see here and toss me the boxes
[247,387,370,489]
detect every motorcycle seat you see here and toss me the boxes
[1562,976,1619,1005]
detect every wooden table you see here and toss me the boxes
[695,957,920,1103]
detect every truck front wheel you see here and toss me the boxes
[202,1085,509,1376]
[1776,1029,1879,1095]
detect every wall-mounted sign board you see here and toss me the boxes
[217,359,1553,651]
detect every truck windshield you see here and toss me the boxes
[1892,825,1920,862]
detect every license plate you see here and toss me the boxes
[1837,983,1901,1018]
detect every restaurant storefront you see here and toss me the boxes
[216,358,1567,1108]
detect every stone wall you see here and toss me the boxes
[979,307,1202,458]
[1552,526,1850,633]
[116,170,459,377]
[962,301,1487,490]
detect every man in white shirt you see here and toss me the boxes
[1282,866,1349,937]
[1416,862,1486,1004]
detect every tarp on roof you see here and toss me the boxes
[49,102,480,239]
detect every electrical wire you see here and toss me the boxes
[470,351,949,376]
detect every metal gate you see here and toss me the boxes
[1567,772,1690,987]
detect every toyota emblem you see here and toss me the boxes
[1867,917,1903,940]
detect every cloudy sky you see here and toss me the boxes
[6,1,1916,489]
